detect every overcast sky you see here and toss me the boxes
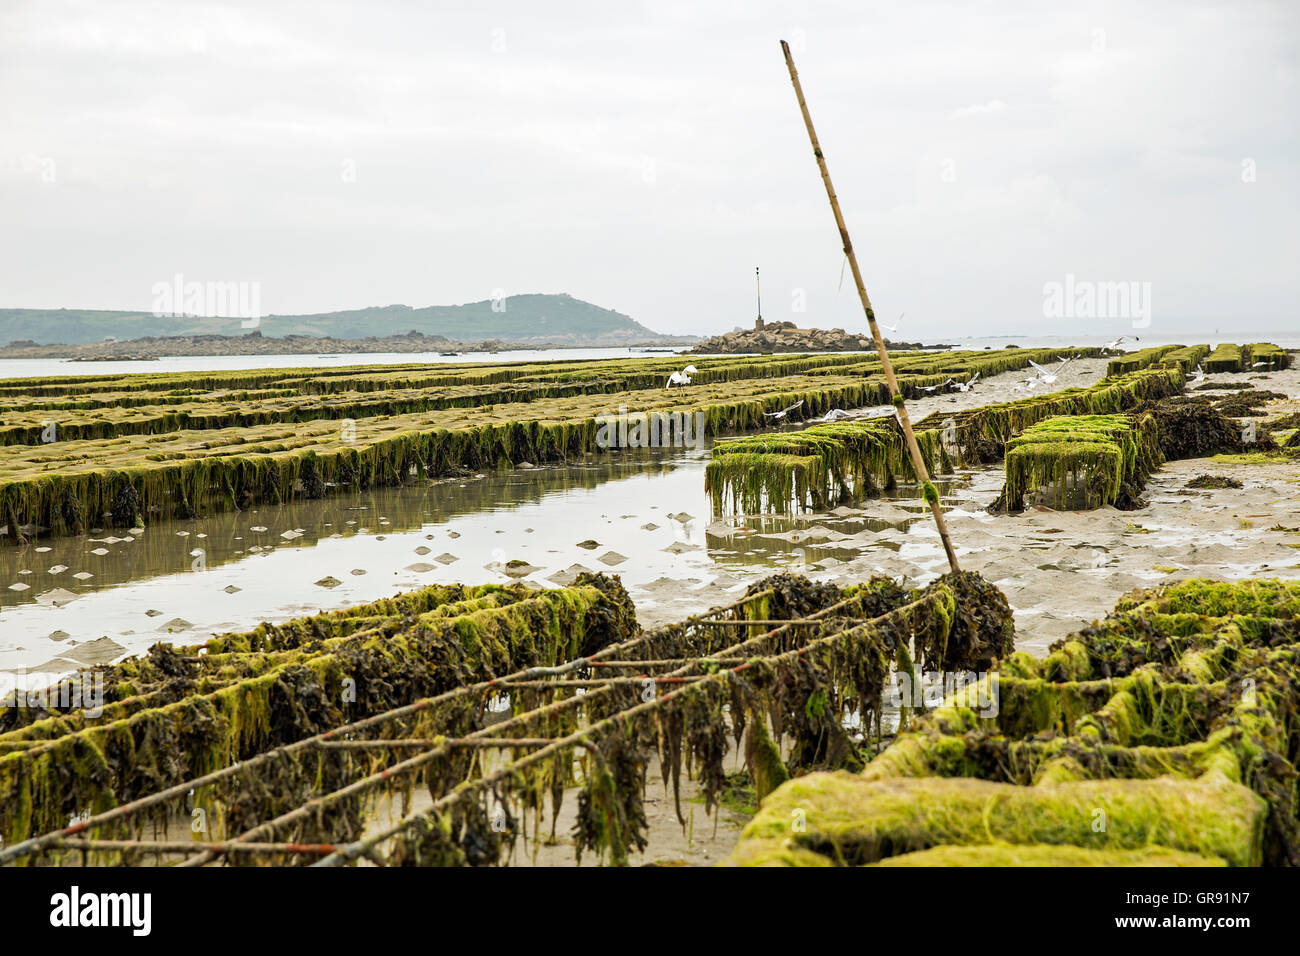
[2,0,1296,339]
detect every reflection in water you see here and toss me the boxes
[0,449,689,607]
[0,440,966,675]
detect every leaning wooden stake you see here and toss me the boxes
[780,39,960,573]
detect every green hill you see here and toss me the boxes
[0,294,684,346]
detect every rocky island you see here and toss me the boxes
[689,318,952,354]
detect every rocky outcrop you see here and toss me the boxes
[689,320,949,354]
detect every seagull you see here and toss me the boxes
[665,365,698,388]
[1103,335,1138,353]
[952,371,980,393]
[1013,376,1041,393]
[1027,359,1060,385]
[878,312,903,335]
[764,400,804,422]
[920,378,955,393]
[1189,363,1206,386]
[1251,361,1269,368]
[819,408,854,423]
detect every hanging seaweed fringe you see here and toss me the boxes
[704,417,950,514]
[993,412,1162,512]
[708,365,1188,516]
[0,573,638,852]
[327,569,1014,868]
[1,569,1016,867]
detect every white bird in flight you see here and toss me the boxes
[1104,335,1138,352]
[920,378,955,393]
[1028,358,1069,386]
[665,364,698,388]
[1027,359,1055,384]
[878,312,903,335]
[952,371,980,393]
[819,408,854,423]
[764,399,805,421]
[1189,363,1206,385]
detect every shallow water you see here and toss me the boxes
[0,436,933,679]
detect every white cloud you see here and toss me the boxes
[951,99,1008,118]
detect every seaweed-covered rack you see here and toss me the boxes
[0,570,1013,866]
[726,578,1300,866]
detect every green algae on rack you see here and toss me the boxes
[705,364,1185,516]
[1247,343,1291,371]
[0,570,1015,865]
[360,569,1013,867]
[915,365,1185,464]
[0,347,1093,545]
[1200,343,1291,374]
[995,413,1162,512]
[0,347,1097,446]
[1105,345,1180,377]
[0,574,638,848]
[704,418,950,515]
[1159,345,1211,373]
[725,577,1300,867]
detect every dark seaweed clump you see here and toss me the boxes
[1193,381,1253,391]
[1213,391,1289,417]
[1185,474,1244,490]
[110,481,143,528]
[936,570,1016,671]
[573,572,640,655]
[745,572,845,619]
[1137,396,1270,459]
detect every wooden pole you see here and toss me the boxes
[779,40,960,574]
[756,266,762,323]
